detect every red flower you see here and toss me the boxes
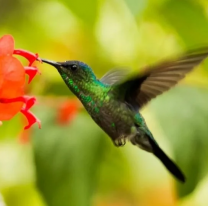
[0,34,41,129]
[57,99,81,125]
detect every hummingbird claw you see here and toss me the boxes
[114,136,126,147]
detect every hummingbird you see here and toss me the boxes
[41,48,208,182]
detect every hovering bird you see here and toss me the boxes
[41,48,208,182]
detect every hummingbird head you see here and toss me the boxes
[41,59,96,80]
[41,58,97,95]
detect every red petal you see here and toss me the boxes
[21,109,41,130]
[13,49,41,66]
[0,35,14,56]
[0,56,25,98]
[0,55,25,120]
[0,101,23,120]
[0,96,26,103]
[57,99,80,125]
[24,66,40,83]
[23,96,36,110]
[0,95,36,121]
[0,95,35,105]
[0,92,24,120]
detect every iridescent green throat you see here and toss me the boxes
[60,73,110,113]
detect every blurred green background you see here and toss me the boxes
[1,0,208,205]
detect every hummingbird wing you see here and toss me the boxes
[116,48,208,108]
[100,69,129,85]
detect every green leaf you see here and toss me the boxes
[32,107,106,206]
[123,0,147,16]
[0,115,22,140]
[61,0,99,27]
[149,86,208,197]
[2,184,45,206]
[160,0,208,47]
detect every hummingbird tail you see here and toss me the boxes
[149,137,186,183]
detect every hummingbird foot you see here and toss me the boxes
[114,136,126,147]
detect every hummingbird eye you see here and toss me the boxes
[70,64,78,71]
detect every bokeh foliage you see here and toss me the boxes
[1,0,208,205]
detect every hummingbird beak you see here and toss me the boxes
[41,58,61,69]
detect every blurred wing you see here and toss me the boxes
[117,48,208,108]
[100,69,129,85]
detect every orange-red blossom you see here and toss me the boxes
[0,35,41,129]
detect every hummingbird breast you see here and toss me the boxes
[90,93,136,146]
